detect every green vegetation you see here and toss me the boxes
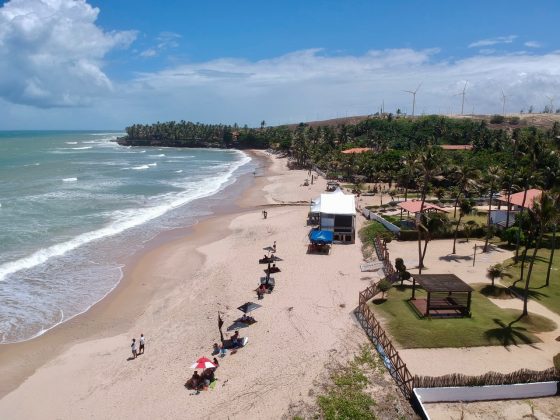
[554,353,560,370]
[317,346,379,420]
[502,248,560,316]
[359,221,394,244]
[370,284,556,348]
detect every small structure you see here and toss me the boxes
[410,274,473,318]
[312,188,356,243]
[398,201,448,225]
[440,144,473,151]
[326,181,339,192]
[490,189,543,228]
[341,147,373,154]
[308,229,333,254]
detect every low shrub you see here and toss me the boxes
[554,353,560,370]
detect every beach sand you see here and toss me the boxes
[0,152,374,419]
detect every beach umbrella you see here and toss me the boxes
[227,321,251,331]
[191,357,216,370]
[237,302,262,313]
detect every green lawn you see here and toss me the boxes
[370,284,556,348]
[501,247,560,316]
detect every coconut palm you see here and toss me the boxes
[520,192,560,316]
[483,166,503,252]
[414,148,445,273]
[450,164,480,218]
[487,264,505,287]
[452,199,473,254]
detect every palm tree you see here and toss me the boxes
[450,164,480,218]
[520,192,559,316]
[483,166,503,252]
[487,263,505,287]
[545,222,557,287]
[452,199,473,254]
[414,148,445,273]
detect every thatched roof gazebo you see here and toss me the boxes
[410,274,473,318]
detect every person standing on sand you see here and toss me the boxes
[139,334,145,355]
[272,241,276,253]
[131,338,138,359]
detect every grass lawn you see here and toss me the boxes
[501,247,560,316]
[449,212,488,227]
[370,284,556,348]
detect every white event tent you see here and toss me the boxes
[311,188,356,243]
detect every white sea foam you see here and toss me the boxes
[131,165,149,170]
[71,146,93,150]
[150,154,165,157]
[24,162,40,167]
[147,163,157,167]
[175,170,183,173]
[65,141,78,145]
[0,151,251,284]
[62,177,78,182]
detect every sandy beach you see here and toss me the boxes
[0,151,374,419]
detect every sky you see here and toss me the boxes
[1,0,560,129]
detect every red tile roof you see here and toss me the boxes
[440,144,473,150]
[341,147,373,154]
[498,189,543,210]
[397,201,448,213]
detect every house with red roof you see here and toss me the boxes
[489,189,543,228]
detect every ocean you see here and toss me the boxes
[0,131,253,344]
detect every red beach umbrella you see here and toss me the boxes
[191,357,216,370]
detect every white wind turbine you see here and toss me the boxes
[501,89,510,116]
[454,81,468,115]
[404,82,422,117]
[546,95,555,113]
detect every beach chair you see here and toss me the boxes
[360,261,383,272]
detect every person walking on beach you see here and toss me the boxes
[272,241,276,253]
[139,333,145,355]
[131,338,138,359]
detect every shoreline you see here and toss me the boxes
[0,150,373,419]
[0,149,273,398]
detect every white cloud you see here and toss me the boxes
[139,31,181,58]
[468,35,517,48]
[2,24,560,127]
[140,48,157,58]
[109,48,560,125]
[0,0,136,107]
[524,41,541,48]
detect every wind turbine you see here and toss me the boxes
[454,81,468,115]
[404,82,422,117]
[546,95,555,113]
[501,89,509,116]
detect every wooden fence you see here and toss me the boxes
[356,281,415,399]
[414,368,560,388]
[356,263,560,401]
[373,235,396,279]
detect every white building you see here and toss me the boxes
[312,188,356,243]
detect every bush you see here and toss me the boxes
[554,353,560,370]
[502,226,525,245]
[490,114,505,124]
[508,116,520,125]
[378,279,393,298]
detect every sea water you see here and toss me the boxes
[0,131,252,343]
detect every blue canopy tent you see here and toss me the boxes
[309,229,334,245]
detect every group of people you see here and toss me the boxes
[188,358,220,392]
[130,333,145,359]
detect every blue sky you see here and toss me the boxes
[1,0,559,129]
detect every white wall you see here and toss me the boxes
[415,381,558,403]
[415,382,558,420]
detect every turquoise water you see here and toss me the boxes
[0,131,252,343]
